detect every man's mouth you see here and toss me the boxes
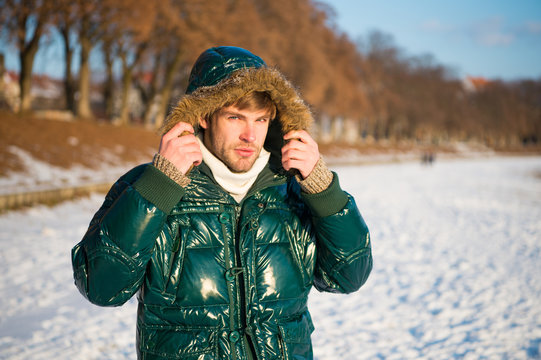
[235,147,256,157]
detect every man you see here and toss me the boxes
[72,46,372,360]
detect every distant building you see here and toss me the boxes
[30,74,64,110]
[0,71,21,111]
[0,71,101,114]
[0,70,150,122]
[462,76,490,93]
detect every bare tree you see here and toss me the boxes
[105,0,156,125]
[102,38,115,120]
[54,0,77,113]
[138,0,230,129]
[0,0,52,113]
[74,0,103,119]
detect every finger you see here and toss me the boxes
[283,130,314,144]
[187,147,203,165]
[159,133,200,159]
[174,133,198,146]
[282,138,309,153]
[282,156,317,179]
[160,135,189,152]
[281,147,306,162]
[282,139,319,162]
[164,144,203,175]
[282,158,306,175]
[165,121,195,139]
[183,150,203,164]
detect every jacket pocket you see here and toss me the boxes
[277,312,315,360]
[139,325,218,359]
[284,221,312,288]
[163,221,189,300]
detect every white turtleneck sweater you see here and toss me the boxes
[197,136,270,203]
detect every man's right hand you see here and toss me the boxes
[158,122,202,175]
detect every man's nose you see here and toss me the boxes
[240,123,256,143]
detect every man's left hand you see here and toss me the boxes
[281,130,320,179]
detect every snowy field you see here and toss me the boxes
[0,156,540,359]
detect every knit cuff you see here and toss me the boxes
[295,157,333,194]
[152,153,191,188]
[133,165,185,214]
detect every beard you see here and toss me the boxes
[203,130,262,173]
[215,143,261,173]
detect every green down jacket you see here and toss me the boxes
[72,46,372,360]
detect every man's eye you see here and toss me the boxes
[228,116,239,120]
[257,118,269,122]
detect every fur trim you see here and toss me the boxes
[161,67,313,135]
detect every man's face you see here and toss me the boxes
[199,105,271,173]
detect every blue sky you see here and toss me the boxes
[324,0,541,80]
[2,0,540,81]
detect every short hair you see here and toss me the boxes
[207,91,277,122]
[231,91,277,120]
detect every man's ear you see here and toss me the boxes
[199,116,208,129]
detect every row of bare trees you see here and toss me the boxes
[355,31,540,147]
[2,0,192,124]
[1,0,539,147]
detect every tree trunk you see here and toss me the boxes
[150,52,184,129]
[60,26,75,113]
[19,51,35,113]
[153,87,172,130]
[141,54,163,127]
[118,43,147,126]
[103,42,115,120]
[0,53,5,76]
[141,98,156,127]
[18,16,43,114]
[77,35,93,119]
[119,55,132,126]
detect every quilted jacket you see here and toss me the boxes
[72,46,372,360]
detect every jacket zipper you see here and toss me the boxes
[277,331,287,359]
[219,204,238,360]
[234,203,258,359]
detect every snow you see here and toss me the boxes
[0,146,148,195]
[1,156,540,359]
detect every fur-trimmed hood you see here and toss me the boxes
[161,47,313,165]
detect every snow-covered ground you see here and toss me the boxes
[0,146,151,195]
[0,156,540,359]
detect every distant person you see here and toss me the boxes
[72,46,372,359]
[422,151,435,166]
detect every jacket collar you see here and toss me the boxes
[181,163,288,205]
